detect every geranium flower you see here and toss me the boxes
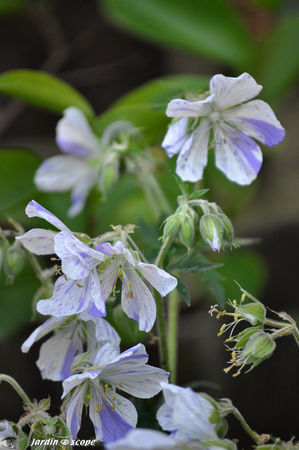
[162,73,285,184]
[62,343,169,442]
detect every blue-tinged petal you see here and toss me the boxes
[166,95,214,118]
[68,172,97,218]
[223,99,285,147]
[34,155,93,192]
[93,343,120,366]
[98,258,120,300]
[172,388,217,442]
[121,268,156,332]
[157,384,184,432]
[25,200,70,232]
[105,429,179,450]
[80,314,120,349]
[56,107,100,158]
[210,73,262,110]
[97,241,135,266]
[65,385,86,437]
[37,323,83,381]
[162,118,189,157]
[54,232,104,280]
[89,385,137,442]
[16,228,57,255]
[37,275,91,317]
[176,118,210,182]
[21,317,61,353]
[62,371,100,398]
[137,263,177,297]
[214,126,262,185]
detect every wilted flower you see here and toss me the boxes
[62,343,169,442]
[162,73,285,184]
[21,314,120,381]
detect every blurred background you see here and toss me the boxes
[0,0,298,447]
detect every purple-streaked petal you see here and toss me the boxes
[37,324,83,381]
[157,384,184,431]
[16,228,56,255]
[21,317,61,353]
[96,241,135,266]
[223,99,285,147]
[56,107,99,158]
[166,95,214,118]
[25,200,70,232]
[89,385,137,442]
[54,232,104,280]
[79,314,120,349]
[176,118,210,182]
[210,73,262,110]
[34,155,93,192]
[105,429,179,450]
[93,343,120,366]
[137,263,177,297]
[37,275,94,318]
[214,126,262,185]
[65,386,85,437]
[121,268,156,332]
[98,258,120,300]
[162,118,189,157]
[62,371,100,398]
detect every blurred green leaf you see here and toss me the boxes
[0,264,39,339]
[168,253,222,273]
[176,277,191,306]
[0,149,40,212]
[0,0,27,16]
[0,70,94,118]
[110,304,148,345]
[258,14,299,102]
[101,0,255,69]
[252,0,283,10]
[200,269,226,307]
[93,74,209,144]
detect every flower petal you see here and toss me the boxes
[176,119,210,182]
[56,107,100,158]
[54,232,104,280]
[21,317,61,353]
[210,73,262,110]
[37,275,96,317]
[68,173,97,218]
[98,258,120,300]
[62,371,100,398]
[157,384,184,431]
[80,315,120,349]
[66,386,86,437]
[166,95,214,118]
[223,99,285,147]
[214,126,262,185]
[97,241,135,266]
[37,323,83,381]
[105,429,178,450]
[25,200,70,232]
[137,263,177,297]
[121,268,156,332]
[93,342,120,366]
[34,155,93,192]
[162,118,189,157]
[16,228,57,255]
[89,385,137,442]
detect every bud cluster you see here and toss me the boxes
[210,286,299,376]
[162,191,234,253]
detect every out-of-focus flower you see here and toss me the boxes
[162,73,285,185]
[62,343,169,442]
[34,108,138,217]
[21,314,120,381]
[105,429,182,449]
[96,241,177,332]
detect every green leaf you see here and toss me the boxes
[110,305,148,345]
[101,0,255,69]
[176,277,191,306]
[200,269,226,307]
[93,74,209,144]
[0,70,94,118]
[258,14,299,102]
[0,0,27,15]
[0,149,40,211]
[168,253,222,273]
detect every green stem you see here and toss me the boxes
[155,235,174,268]
[265,318,288,328]
[168,286,179,383]
[292,326,299,347]
[26,250,50,288]
[0,374,33,409]
[147,173,171,215]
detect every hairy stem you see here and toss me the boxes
[0,374,32,409]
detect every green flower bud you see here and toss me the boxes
[238,302,266,325]
[99,159,119,193]
[199,214,223,251]
[179,214,195,252]
[4,241,25,280]
[200,439,237,450]
[243,332,276,363]
[218,213,234,243]
[162,214,181,240]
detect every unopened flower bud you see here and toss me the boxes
[243,332,276,363]
[199,214,223,251]
[162,214,181,240]
[238,302,266,326]
[4,241,25,280]
[218,213,234,243]
[179,214,195,252]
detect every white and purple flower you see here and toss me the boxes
[96,241,178,332]
[62,343,169,442]
[21,314,120,381]
[162,73,285,185]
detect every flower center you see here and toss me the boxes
[209,111,221,123]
